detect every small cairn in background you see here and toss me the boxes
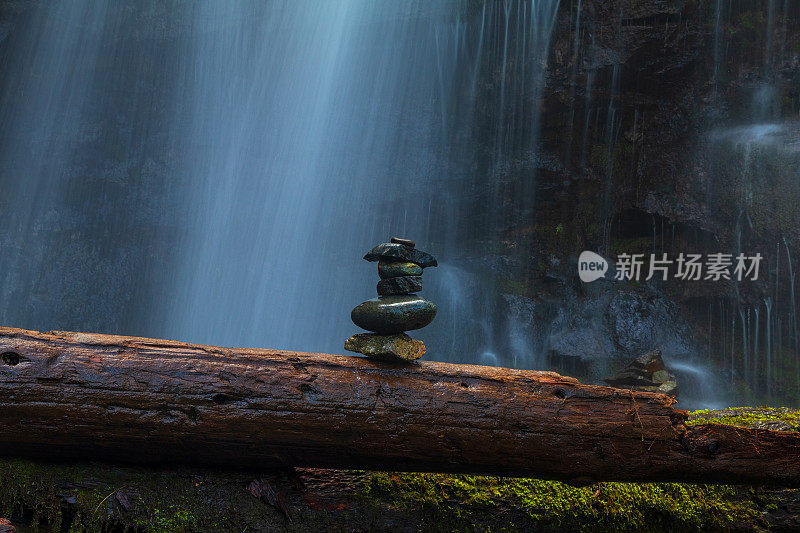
[345,237,437,362]
[603,349,678,396]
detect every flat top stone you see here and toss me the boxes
[364,243,437,268]
[391,237,415,247]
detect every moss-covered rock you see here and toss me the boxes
[687,407,800,431]
[360,472,765,532]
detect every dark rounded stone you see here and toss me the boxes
[377,275,422,295]
[378,260,423,279]
[351,295,437,334]
[390,237,415,247]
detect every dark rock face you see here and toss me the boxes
[377,276,422,296]
[351,295,437,334]
[608,292,691,356]
[378,260,423,279]
[542,288,693,365]
[344,332,425,361]
[364,243,437,268]
[449,0,799,404]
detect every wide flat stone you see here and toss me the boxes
[363,243,437,268]
[344,332,425,362]
[378,260,423,279]
[351,295,437,334]
[377,275,422,295]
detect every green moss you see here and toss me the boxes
[357,408,800,531]
[687,407,800,430]
[3,408,798,531]
[359,473,762,532]
[0,459,271,532]
[499,278,528,296]
[589,144,608,170]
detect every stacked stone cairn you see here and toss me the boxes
[603,349,678,396]
[345,237,437,362]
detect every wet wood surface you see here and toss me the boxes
[1,327,798,485]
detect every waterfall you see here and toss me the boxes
[730,310,736,383]
[712,0,723,85]
[0,3,108,330]
[0,1,180,334]
[784,236,799,388]
[739,308,747,385]
[150,0,563,359]
[765,0,776,70]
[5,1,792,409]
[0,0,564,363]
[753,306,759,395]
[765,297,773,400]
[706,298,712,360]
[564,0,583,162]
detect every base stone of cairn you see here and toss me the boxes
[344,332,425,362]
[346,237,437,362]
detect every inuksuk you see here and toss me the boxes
[345,237,437,362]
[603,349,679,396]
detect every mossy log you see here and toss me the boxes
[1,327,799,485]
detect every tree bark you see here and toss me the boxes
[0,327,798,485]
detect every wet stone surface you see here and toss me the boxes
[351,295,437,334]
[363,243,437,268]
[344,332,425,362]
[377,276,422,296]
[378,260,423,279]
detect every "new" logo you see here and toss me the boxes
[578,251,608,282]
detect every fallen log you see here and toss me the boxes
[0,327,798,485]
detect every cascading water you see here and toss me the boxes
[699,0,800,404]
[149,0,562,359]
[0,0,562,361]
[2,1,797,411]
[0,1,181,334]
[0,3,109,329]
